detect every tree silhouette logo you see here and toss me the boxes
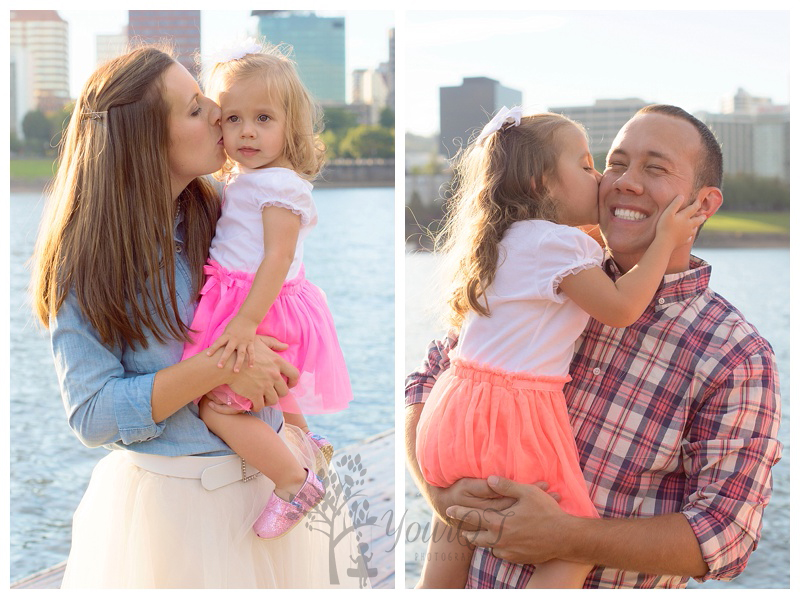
[305,452,379,585]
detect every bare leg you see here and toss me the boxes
[525,559,592,589]
[198,397,307,500]
[417,514,474,589]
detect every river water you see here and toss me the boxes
[404,247,790,589]
[9,188,395,582]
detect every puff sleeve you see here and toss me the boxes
[533,225,604,303]
[256,170,316,227]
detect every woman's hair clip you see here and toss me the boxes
[205,37,263,65]
[80,111,107,122]
[476,106,523,146]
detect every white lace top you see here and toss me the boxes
[209,167,317,279]
[456,220,604,376]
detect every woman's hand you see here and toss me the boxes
[214,335,299,411]
[206,314,259,372]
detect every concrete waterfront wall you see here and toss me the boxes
[317,158,394,188]
[12,159,395,193]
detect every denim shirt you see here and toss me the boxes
[50,214,283,456]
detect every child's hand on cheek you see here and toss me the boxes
[206,314,260,372]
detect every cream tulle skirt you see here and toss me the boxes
[61,424,364,589]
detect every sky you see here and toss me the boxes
[404,10,791,136]
[58,9,394,101]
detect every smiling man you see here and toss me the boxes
[405,105,782,588]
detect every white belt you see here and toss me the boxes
[125,452,263,491]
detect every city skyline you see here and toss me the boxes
[59,10,394,101]
[405,10,790,136]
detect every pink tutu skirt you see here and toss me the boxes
[182,259,352,414]
[416,359,598,519]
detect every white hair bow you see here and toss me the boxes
[476,106,523,145]
[205,37,263,65]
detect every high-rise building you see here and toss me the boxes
[386,28,395,112]
[700,91,789,183]
[10,10,70,136]
[721,87,775,116]
[352,68,389,124]
[128,10,201,78]
[96,29,129,68]
[548,98,650,158]
[553,91,790,183]
[439,77,522,157]
[251,11,345,104]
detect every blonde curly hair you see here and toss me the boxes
[204,41,326,180]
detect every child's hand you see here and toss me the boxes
[206,314,259,373]
[656,195,707,248]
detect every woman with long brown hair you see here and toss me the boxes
[31,45,359,588]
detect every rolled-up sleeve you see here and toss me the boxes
[51,293,166,447]
[681,348,782,581]
[404,330,458,407]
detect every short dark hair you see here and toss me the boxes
[637,104,723,189]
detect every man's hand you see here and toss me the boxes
[406,404,515,529]
[446,476,569,564]
[428,477,516,530]
[448,476,709,578]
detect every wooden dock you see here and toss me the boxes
[11,430,395,590]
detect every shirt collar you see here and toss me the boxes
[604,253,711,307]
[173,206,185,242]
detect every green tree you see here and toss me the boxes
[339,126,394,159]
[22,110,53,152]
[379,106,395,129]
[10,130,23,154]
[321,130,339,159]
[48,102,75,147]
[323,106,357,135]
[720,174,789,211]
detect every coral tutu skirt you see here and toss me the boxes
[416,359,598,519]
[182,260,352,414]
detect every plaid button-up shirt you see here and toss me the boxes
[405,256,782,588]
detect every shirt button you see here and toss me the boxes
[592,367,601,375]
[658,297,665,305]
[175,244,182,254]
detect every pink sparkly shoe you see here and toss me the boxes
[253,469,325,540]
[306,430,334,465]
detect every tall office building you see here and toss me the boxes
[96,29,129,67]
[700,91,789,183]
[548,98,650,157]
[10,10,70,135]
[553,91,790,183]
[128,10,201,78]
[386,28,395,112]
[439,77,522,157]
[251,11,345,104]
[721,87,775,116]
[352,68,388,124]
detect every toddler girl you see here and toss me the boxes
[415,108,704,587]
[182,41,352,539]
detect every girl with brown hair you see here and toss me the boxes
[414,107,704,588]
